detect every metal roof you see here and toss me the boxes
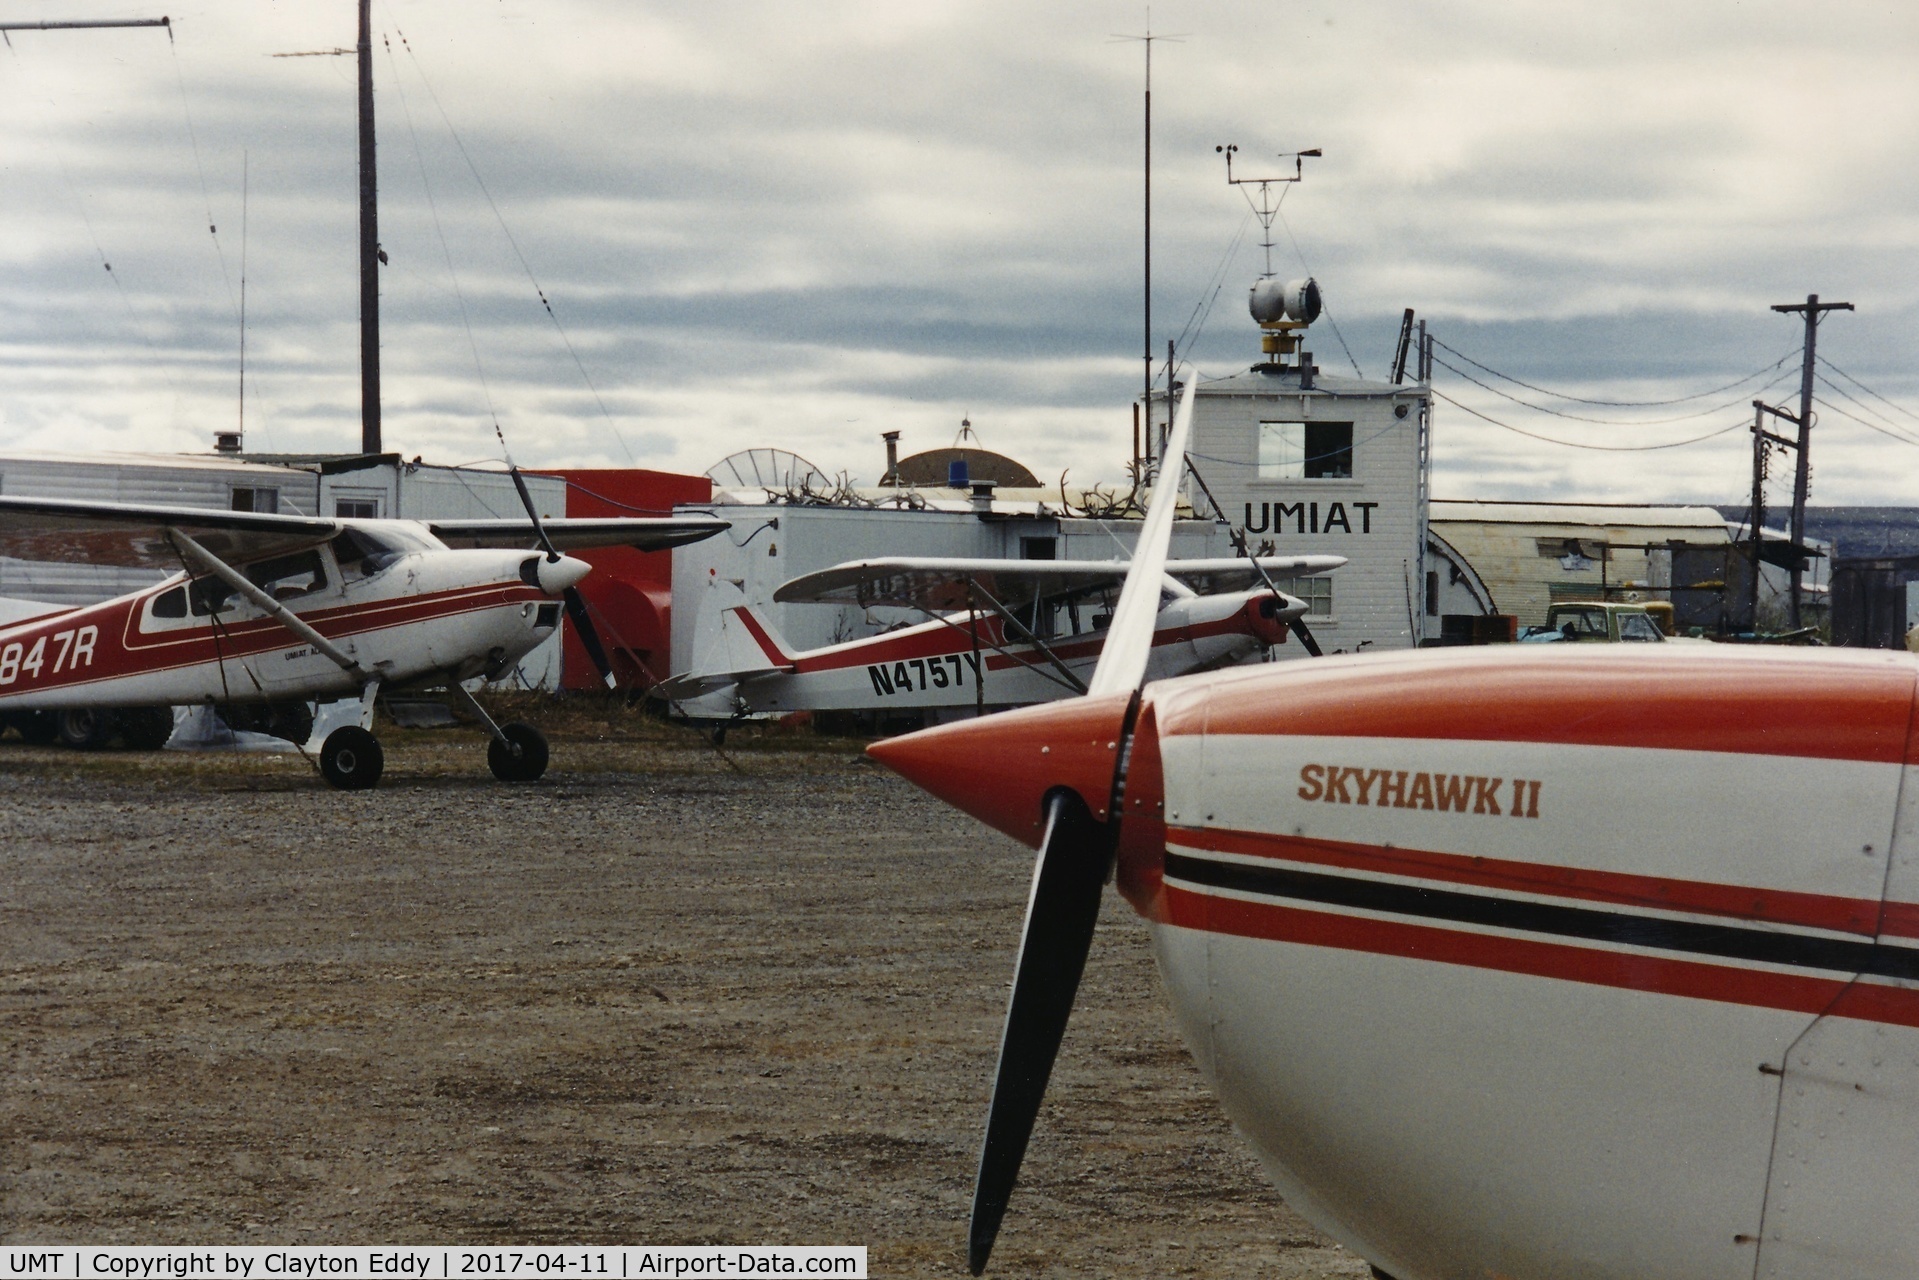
[1431,500,1731,529]
[1191,366,1414,398]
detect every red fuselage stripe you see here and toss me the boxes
[1174,825,1915,939]
[1161,883,1919,1029]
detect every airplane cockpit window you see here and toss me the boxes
[244,550,328,603]
[151,585,187,619]
[331,528,408,582]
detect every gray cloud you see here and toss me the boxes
[0,0,1913,499]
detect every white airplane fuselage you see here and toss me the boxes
[876,642,1919,1278]
[679,587,1296,717]
[0,527,562,711]
[1129,645,1919,1280]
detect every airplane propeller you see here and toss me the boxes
[874,375,1201,1275]
[1289,616,1324,657]
[507,464,619,689]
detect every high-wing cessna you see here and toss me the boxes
[0,493,725,788]
[657,553,1345,721]
[871,377,1919,1278]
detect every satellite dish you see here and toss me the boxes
[706,448,831,493]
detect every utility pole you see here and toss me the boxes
[1770,294,1852,627]
[357,0,381,456]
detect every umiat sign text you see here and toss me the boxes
[1299,765,1542,819]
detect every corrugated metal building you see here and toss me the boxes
[1428,501,1737,629]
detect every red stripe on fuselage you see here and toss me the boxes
[0,580,541,697]
[1161,882,1919,1029]
[1174,826,1911,939]
[780,610,1252,675]
[1161,647,1919,765]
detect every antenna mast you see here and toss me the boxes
[357,0,381,455]
[1113,25,1183,465]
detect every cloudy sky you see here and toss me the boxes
[0,0,1914,508]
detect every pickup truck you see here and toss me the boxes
[1519,602,1667,643]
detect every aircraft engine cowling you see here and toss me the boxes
[1243,593,1295,647]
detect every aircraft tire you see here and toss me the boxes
[320,726,384,791]
[119,707,176,751]
[488,722,548,783]
[56,708,115,751]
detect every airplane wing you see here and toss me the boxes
[0,496,342,569]
[1162,554,1348,596]
[425,515,730,553]
[773,554,1348,612]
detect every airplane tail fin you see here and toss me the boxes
[655,577,797,700]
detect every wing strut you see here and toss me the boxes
[967,579,1089,696]
[170,530,371,682]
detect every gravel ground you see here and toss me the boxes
[0,708,1370,1278]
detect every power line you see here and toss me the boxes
[1432,352,1799,425]
[384,14,638,466]
[1812,394,1919,449]
[1433,336,1798,407]
[1817,354,1919,426]
[1811,373,1919,444]
[1430,387,1748,451]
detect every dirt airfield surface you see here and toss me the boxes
[0,704,1369,1278]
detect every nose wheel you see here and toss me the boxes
[448,683,551,783]
[487,722,549,782]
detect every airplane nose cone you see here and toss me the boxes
[535,554,592,595]
[866,692,1134,849]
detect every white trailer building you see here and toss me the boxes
[669,490,1236,679]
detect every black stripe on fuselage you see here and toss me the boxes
[1163,851,1919,981]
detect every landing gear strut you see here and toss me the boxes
[449,684,549,783]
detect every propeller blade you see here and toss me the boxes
[969,787,1115,1275]
[563,586,618,688]
[1086,376,1198,698]
[1289,616,1324,657]
[507,464,562,562]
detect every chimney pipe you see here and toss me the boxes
[882,430,901,486]
[214,431,243,454]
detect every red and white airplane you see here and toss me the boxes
[658,552,1344,720]
[0,493,725,788]
[871,378,1919,1278]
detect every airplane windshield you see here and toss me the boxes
[331,528,414,582]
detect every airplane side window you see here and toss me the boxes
[152,586,187,619]
[189,576,237,616]
[245,550,328,603]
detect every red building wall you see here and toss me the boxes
[535,467,713,691]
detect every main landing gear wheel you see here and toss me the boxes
[320,725,384,791]
[487,722,549,782]
[56,708,114,751]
